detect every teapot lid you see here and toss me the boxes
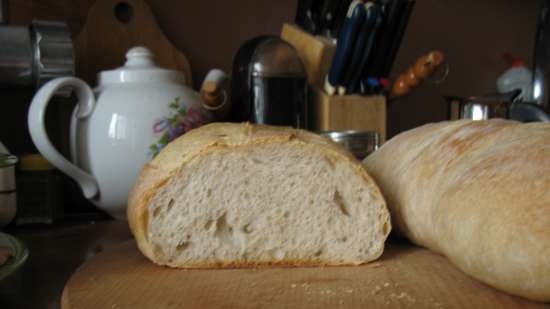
[98,46,186,85]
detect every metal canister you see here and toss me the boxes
[0,20,74,89]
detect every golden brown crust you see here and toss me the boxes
[127,122,390,267]
[160,257,367,269]
[363,119,550,302]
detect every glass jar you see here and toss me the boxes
[0,153,18,227]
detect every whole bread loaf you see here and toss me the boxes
[363,119,550,302]
[128,123,391,268]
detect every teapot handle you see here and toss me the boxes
[28,77,99,199]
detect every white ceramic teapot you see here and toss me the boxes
[28,46,212,219]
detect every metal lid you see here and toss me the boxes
[249,37,305,77]
[98,46,185,85]
[31,20,74,88]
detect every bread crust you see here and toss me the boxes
[363,119,550,302]
[128,123,391,267]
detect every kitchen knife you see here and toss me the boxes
[359,0,413,92]
[319,0,341,37]
[295,0,322,34]
[343,2,383,95]
[330,0,353,38]
[378,0,415,77]
[390,50,444,98]
[324,0,366,95]
[366,0,407,77]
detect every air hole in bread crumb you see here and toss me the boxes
[206,188,212,197]
[314,249,323,257]
[243,223,253,234]
[152,207,161,218]
[204,219,215,230]
[167,199,174,212]
[176,240,190,252]
[283,211,290,218]
[153,244,163,256]
[214,213,235,244]
[333,190,350,216]
[339,236,348,243]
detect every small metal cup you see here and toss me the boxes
[320,130,380,160]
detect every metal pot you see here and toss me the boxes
[445,90,550,122]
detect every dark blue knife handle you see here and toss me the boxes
[341,2,378,94]
[348,3,383,94]
[327,0,366,88]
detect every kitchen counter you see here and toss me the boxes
[0,219,132,309]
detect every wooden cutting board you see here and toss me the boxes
[75,0,192,85]
[61,241,548,309]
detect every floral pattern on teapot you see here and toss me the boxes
[148,97,207,159]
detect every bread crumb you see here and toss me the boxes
[320,288,335,295]
[383,282,390,287]
[339,299,344,305]
[390,292,416,303]
[345,289,354,293]
[369,262,383,268]
[290,283,297,288]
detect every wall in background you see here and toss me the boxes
[2,0,543,154]
[388,0,541,136]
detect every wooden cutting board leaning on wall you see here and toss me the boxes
[74,0,192,86]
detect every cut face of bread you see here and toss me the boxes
[128,123,391,268]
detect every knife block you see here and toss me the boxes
[281,23,387,142]
[281,23,336,88]
[310,88,387,142]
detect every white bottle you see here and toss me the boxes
[496,55,533,102]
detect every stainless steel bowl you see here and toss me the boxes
[320,130,379,160]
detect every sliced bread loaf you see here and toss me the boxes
[128,123,391,268]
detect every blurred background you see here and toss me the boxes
[2,0,542,144]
